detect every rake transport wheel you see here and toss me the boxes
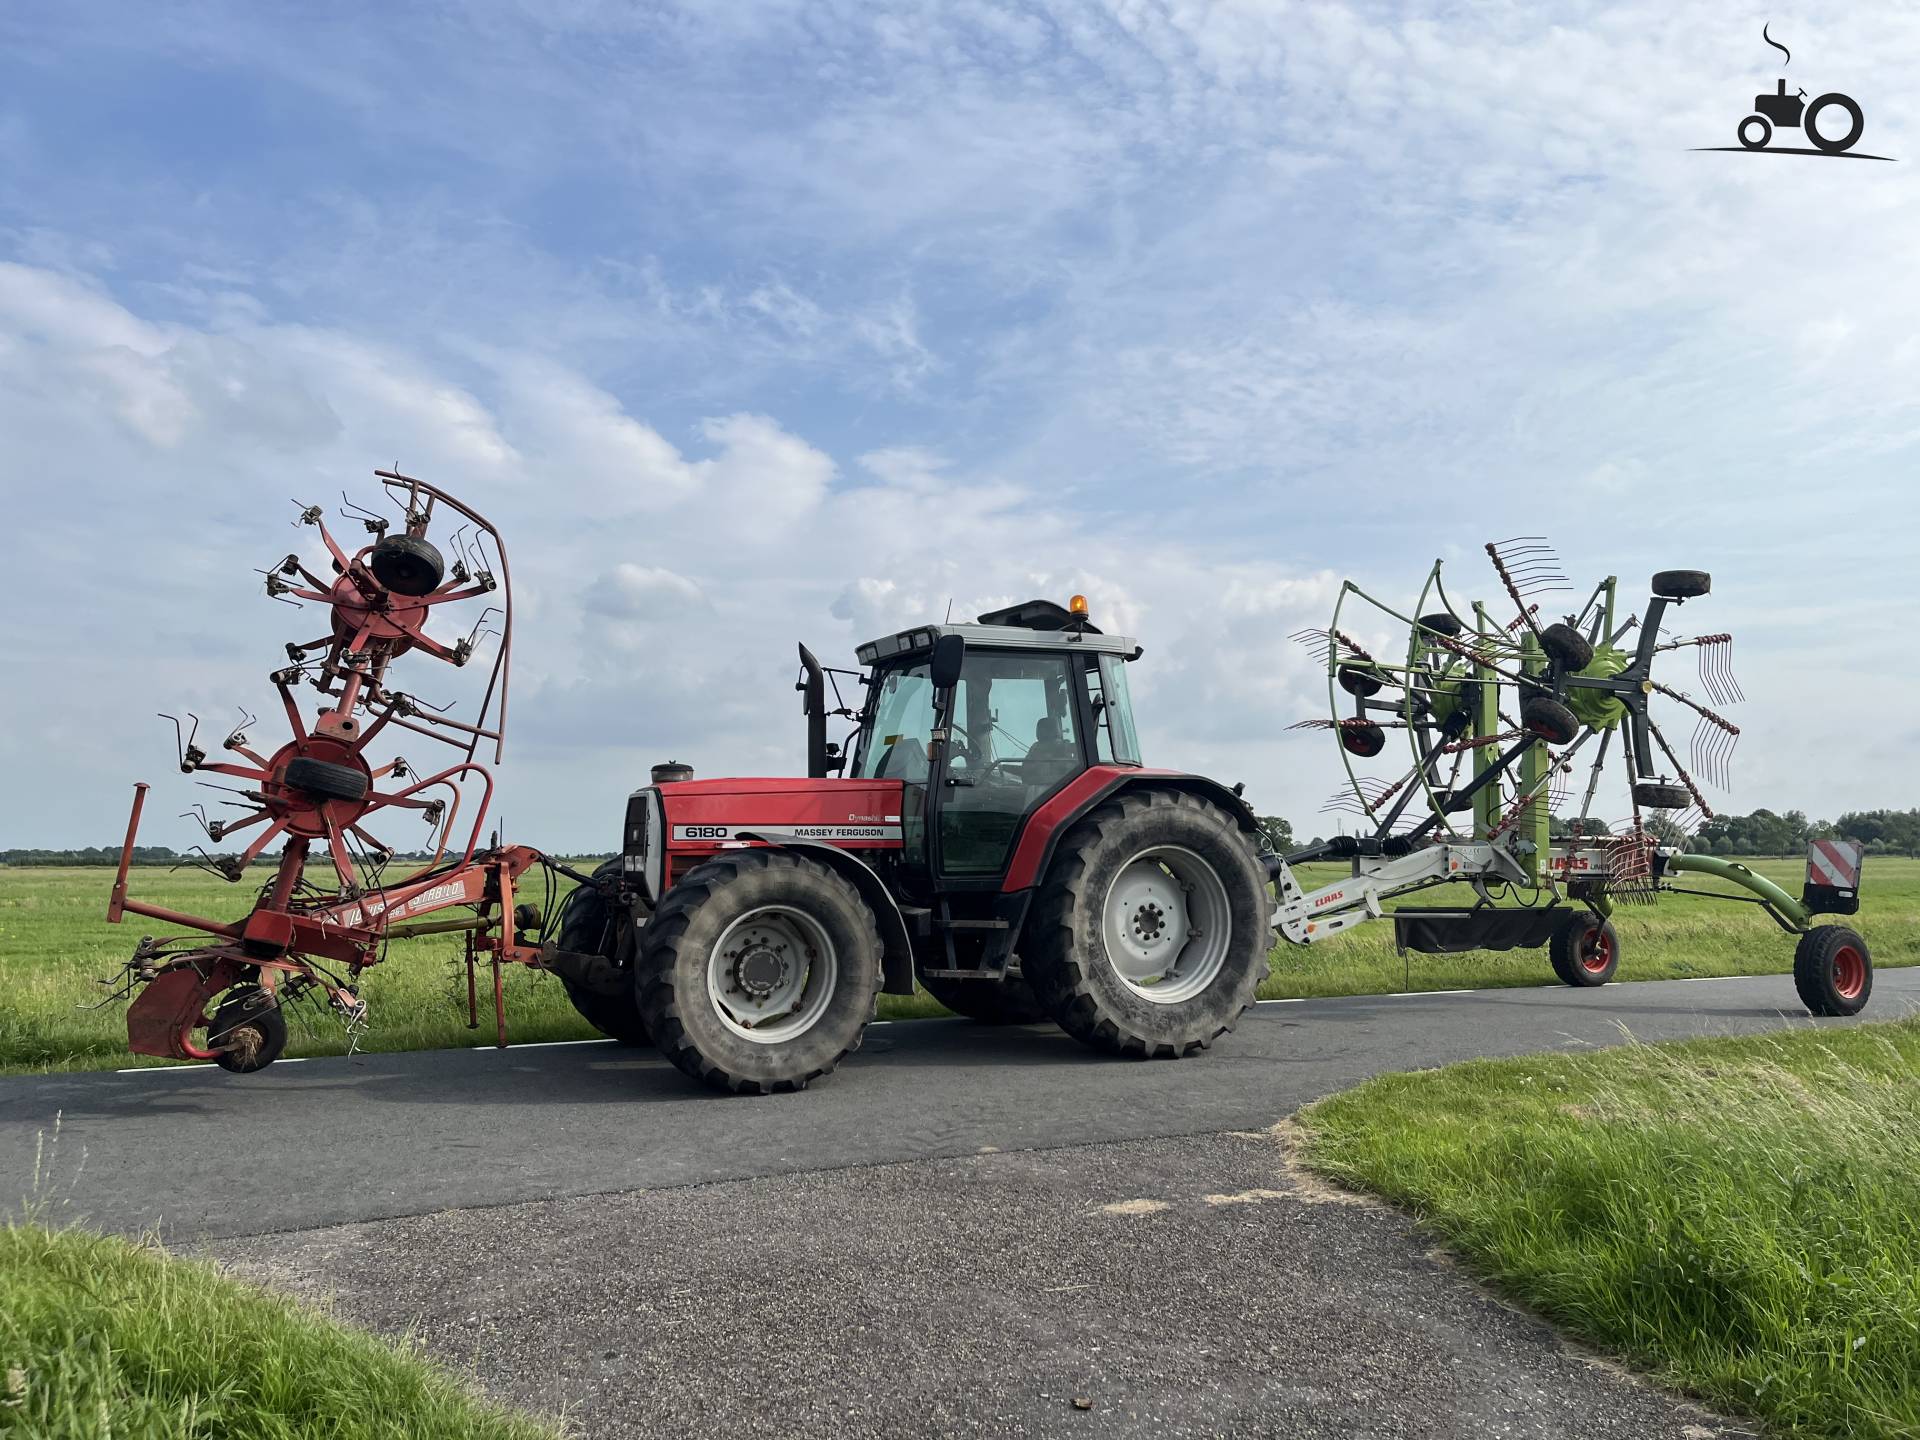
[1539,622,1593,671]
[555,861,650,1046]
[918,968,1047,1025]
[1549,913,1620,988]
[1651,569,1711,600]
[1793,925,1873,1017]
[1025,789,1272,1058]
[283,756,370,803]
[208,986,288,1073]
[367,533,446,596]
[1631,781,1693,810]
[635,850,881,1094]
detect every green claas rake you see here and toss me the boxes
[1278,540,1872,1015]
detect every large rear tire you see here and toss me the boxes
[555,861,650,1046]
[1024,790,1272,1058]
[918,968,1047,1025]
[635,850,881,1094]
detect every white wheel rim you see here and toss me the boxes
[706,905,839,1043]
[1100,846,1232,1004]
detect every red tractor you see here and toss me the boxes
[554,598,1277,1093]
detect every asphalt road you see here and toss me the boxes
[9,967,1915,1241]
[218,1130,1756,1439]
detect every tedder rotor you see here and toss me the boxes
[102,472,607,1070]
[1277,540,1872,1015]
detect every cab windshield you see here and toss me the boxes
[854,662,935,781]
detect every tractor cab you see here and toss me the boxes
[843,598,1143,891]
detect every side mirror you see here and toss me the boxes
[930,633,965,691]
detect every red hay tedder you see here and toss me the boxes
[105,473,572,1069]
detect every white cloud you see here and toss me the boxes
[4,2,1918,852]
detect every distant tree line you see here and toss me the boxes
[0,846,614,868]
[1268,808,1920,860]
[8,809,1916,867]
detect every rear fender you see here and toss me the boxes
[734,834,916,996]
[1001,769,1259,894]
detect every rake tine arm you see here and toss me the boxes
[1646,718,1714,819]
[321,817,361,893]
[232,819,290,872]
[192,760,270,783]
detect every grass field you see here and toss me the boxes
[0,1219,553,1438]
[1,858,1912,1074]
[1302,1019,1920,1440]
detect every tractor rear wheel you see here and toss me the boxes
[555,861,650,1046]
[1549,913,1619,987]
[1024,790,1272,1058]
[918,968,1047,1025]
[635,850,881,1094]
[209,986,287,1073]
[1793,925,1872,1017]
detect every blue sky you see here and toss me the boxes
[2,2,1916,851]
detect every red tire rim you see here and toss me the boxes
[1581,927,1614,975]
[1831,945,1866,1000]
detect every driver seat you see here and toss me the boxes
[1023,716,1079,788]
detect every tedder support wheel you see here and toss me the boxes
[1794,926,1872,1017]
[635,850,881,1094]
[1024,789,1272,1058]
[555,860,650,1046]
[209,986,288,1073]
[918,968,1047,1025]
[1549,913,1619,987]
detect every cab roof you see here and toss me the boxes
[856,599,1141,666]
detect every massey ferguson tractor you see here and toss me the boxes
[102,478,1873,1094]
[562,598,1276,1093]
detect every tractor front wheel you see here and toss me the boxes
[635,851,881,1094]
[1793,925,1872,1017]
[1025,790,1272,1058]
[555,860,651,1046]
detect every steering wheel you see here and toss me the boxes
[970,757,1023,786]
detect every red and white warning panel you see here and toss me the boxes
[1803,839,1864,915]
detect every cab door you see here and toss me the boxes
[933,650,1088,881]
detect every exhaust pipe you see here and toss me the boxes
[798,644,830,778]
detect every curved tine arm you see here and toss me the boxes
[193,760,271,783]
[311,515,356,573]
[232,818,289,871]
[372,762,494,869]
[277,681,308,742]
[417,583,495,607]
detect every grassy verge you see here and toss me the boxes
[1301,1019,1920,1439]
[2,858,1913,1074]
[0,1220,553,1438]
